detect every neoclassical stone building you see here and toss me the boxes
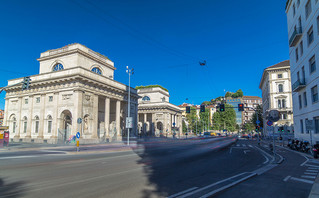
[4,44,138,144]
[137,86,182,137]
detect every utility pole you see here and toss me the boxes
[126,66,134,146]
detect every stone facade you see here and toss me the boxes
[242,96,262,124]
[137,87,182,137]
[4,44,138,144]
[259,60,294,135]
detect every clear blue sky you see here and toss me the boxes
[0,0,289,108]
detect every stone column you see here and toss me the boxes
[144,113,147,134]
[38,94,46,141]
[92,94,99,139]
[104,97,110,140]
[26,96,33,141]
[51,92,59,142]
[163,112,167,134]
[72,90,83,137]
[116,100,121,137]
[15,97,22,140]
[152,113,156,136]
[3,98,9,126]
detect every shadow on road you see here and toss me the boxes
[132,137,236,198]
[0,178,26,198]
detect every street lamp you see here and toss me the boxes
[126,66,134,145]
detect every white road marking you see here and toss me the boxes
[167,187,198,198]
[177,172,249,198]
[283,176,291,182]
[304,172,318,175]
[236,144,240,147]
[290,177,314,184]
[248,145,253,148]
[305,164,319,168]
[308,166,319,169]
[199,173,257,198]
[309,159,319,164]
[229,147,232,154]
[244,150,251,154]
[301,175,316,179]
[0,155,38,159]
[305,169,319,173]
[300,155,309,166]
[242,144,246,147]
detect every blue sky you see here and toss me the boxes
[0,0,289,108]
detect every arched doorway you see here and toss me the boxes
[59,110,72,143]
[156,122,163,137]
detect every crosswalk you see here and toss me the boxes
[284,160,319,184]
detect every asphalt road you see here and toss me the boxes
[0,137,315,198]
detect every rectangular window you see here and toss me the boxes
[306,0,312,19]
[300,41,303,56]
[312,85,318,103]
[49,96,53,102]
[278,74,283,78]
[297,0,300,7]
[25,99,28,104]
[310,55,316,74]
[24,122,27,133]
[299,95,302,108]
[35,121,39,133]
[306,118,310,133]
[282,99,286,108]
[48,121,52,133]
[302,66,305,81]
[283,113,287,120]
[300,119,304,134]
[308,27,314,45]
[36,97,40,103]
[296,48,299,62]
[315,117,319,134]
[278,99,282,108]
[317,16,319,35]
[304,92,308,107]
[293,3,296,17]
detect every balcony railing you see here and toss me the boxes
[289,27,303,47]
[292,79,306,92]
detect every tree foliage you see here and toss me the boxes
[212,104,236,132]
[251,104,263,128]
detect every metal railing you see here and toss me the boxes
[289,27,303,47]
[292,79,306,91]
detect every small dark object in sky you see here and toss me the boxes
[199,60,206,66]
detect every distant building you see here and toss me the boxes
[259,60,294,135]
[286,0,319,143]
[226,97,243,125]
[4,44,139,144]
[242,96,262,124]
[137,86,182,137]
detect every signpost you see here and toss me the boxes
[126,117,133,129]
[76,132,80,152]
[267,120,273,126]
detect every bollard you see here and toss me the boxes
[76,140,80,152]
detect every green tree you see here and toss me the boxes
[199,109,210,131]
[182,120,187,133]
[243,122,254,133]
[212,104,236,132]
[251,104,263,129]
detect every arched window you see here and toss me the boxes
[34,116,39,133]
[23,116,27,133]
[53,63,64,71]
[10,115,16,133]
[47,115,52,133]
[142,96,150,101]
[91,67,102,75]
[278,84,284,92]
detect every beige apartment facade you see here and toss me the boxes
[242,96,262,124]
[259,60,294,135]
[4,44,139,144]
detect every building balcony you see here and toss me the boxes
[292,79,306,92]
[289,27,303,47]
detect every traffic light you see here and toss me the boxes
[255,126,259,132]
[219,104,225,112]
[186,106,190,113]
[200,104,205,112]
[238,103,244,111]
[22,77,31,90]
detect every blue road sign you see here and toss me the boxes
[76,132,80,138]
[256,120,260,124]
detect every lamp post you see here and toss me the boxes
[126,66,134,145]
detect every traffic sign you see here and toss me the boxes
[126,117,133,129]
[267,110,280,122]
[256,120,260,124]
[76,132,80,138]
[267,120,273,126]
[77,118,82,124]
